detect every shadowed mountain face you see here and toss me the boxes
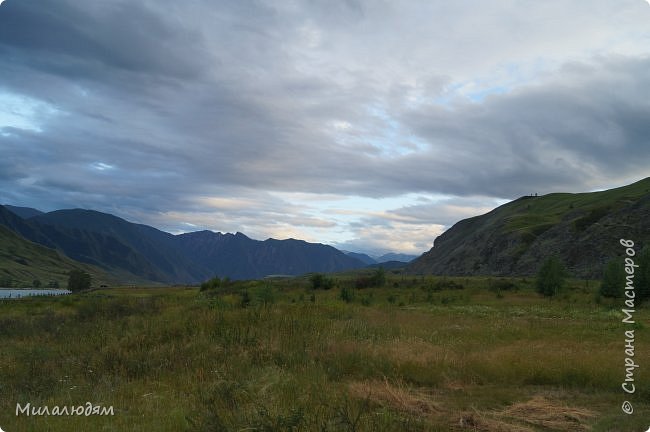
[176,231,364,280]
[345,252,377,265]
[1,206,366,283]
[408,177,650,278]
[29,209,209,283]
[1,206,168,282]
[0,224,113,287]
[4,205,44,219]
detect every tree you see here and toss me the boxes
[636,247,650,304]
[600,258,625,298]
[535,256,567,297]
[32,279,42,288]
[370,267,386,287]
[339,286,354,303]
[310,273,334,290]
[200,276,221,292]
[68,270,91,292]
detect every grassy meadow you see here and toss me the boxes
[0,273,648,431]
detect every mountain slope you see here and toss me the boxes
[30,209,211,283]
[376,253,417,263]
[0,225,113,287]
[0,206,168,283]
[345,252,377,265]
[408,177,650,278]
[177,231,365,280]
[4,205,44,219]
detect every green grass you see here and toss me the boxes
[0,226,115,288]
[0,276,648,431]
[502,177,650,235]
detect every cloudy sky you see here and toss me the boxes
[1,0,649,256]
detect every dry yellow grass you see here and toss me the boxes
[348,377,441,417]
[458,396,597,431]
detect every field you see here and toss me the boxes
[0,274,648,431]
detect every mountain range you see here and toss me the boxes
[2,176,649,286]
[407,177,650,278]
[0,205,368,284]
[343,251,417,265]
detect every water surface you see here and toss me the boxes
[0,289,71,299]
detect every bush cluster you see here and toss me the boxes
[431,279,464,291]
[600,247,650,303]
[68,270,91,292]
[200,276,230,292]
[354,268,386,289]
[309,273,335,290]
[535,256,567,297]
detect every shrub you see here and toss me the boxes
[354,277,373,289]
[310,273,334,290]
[67,270,91,292]
[200,276,222,292]
[371,267,386,287]
[339,286,354,303]
[432,279,464,291]
[535,256,567,297]
[489,279,518,292]
[600,259,625,298]
[355,268,387,289]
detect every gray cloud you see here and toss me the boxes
[1,0,649,253]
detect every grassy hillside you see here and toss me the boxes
[409,177,650,277]
[0,225,123,287]
[0,276,647,431]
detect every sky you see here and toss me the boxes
[0,0,649,256]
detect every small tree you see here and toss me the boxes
[600,258,625,298]
[339,286,354,303]
[68,270,91,292]
[32,279,42,288]
[535,256,567,297]
[636,247,650,304]
[310,273,334,290]
[200,276,221,292]
[370,267,386,287]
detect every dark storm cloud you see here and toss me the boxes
[0,0,206,79]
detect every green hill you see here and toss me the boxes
[0,225,118,288]
[408,177,650,278]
